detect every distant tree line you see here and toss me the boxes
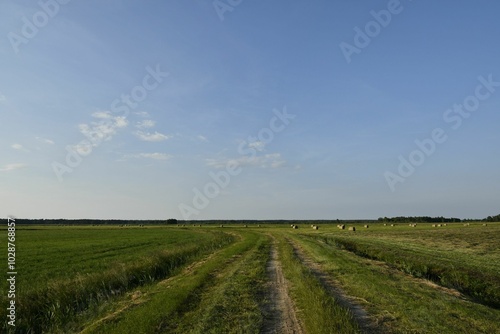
[8,215,500,225]
[484,214,500,222]
[10,219,173,225]
[377,216,462,223]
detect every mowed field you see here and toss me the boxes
[1,223,500,333]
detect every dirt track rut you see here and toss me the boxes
[289,239,380,334]
[261,243,303,334]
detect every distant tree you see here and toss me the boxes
[166,218,178,225]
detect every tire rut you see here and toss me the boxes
[288,238,380,334]
[261,242,303,334]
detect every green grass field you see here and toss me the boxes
[1,223,499,333]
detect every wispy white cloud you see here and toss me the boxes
[134,111,150,118]
[91,111,112,119]
[138,153,172,160]
[114,116,128,128]
[71,142,93,156]
[0,163,27,172]
[197,135,208,142]
[135,131,171,142]
[248,141,266,152]
[122,152,172,161]
[11,143,32,152]
[136,120,156,129]
[77,114,128,146]
[206,153,285,169]
[36,137,55,145]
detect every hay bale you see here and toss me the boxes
[348,226,356,231]
[432,224,436,227]
[338,224,345,230]
[364,225,369,228]
[483,223,488,226]
[313,226,319,230]
[383,223,387,226]
[293,225,298,229]
[220,224,224,228]
[391,224,396,227]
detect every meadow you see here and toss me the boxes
[1,222,499,333]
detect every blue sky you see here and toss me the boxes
[1,0,499,220]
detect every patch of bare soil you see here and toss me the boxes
[261,244,304,334]
[289,239,380,334]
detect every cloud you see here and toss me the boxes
[138,153,172,160]
[206,153,286,169]
[91,111,112,119]
[248,141,266,152]
[135,131,171,142]
[36,137,55,145]
[11,143,31,152]
[78,114,128,146]
[134,111,150,118]
[122,152,172,161]
[0,94,6,102]
[197,135,208,142]
[0,163,27,172]
[136,120,156,129]
[114,116,128,128]
[71,142,93,156]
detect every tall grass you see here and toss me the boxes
[88,231,263,333]
[1,232,234,333]
[324,236,500,309]
[174,233,270,334]
[277,235,361,334]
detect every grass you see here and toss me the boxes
[0,226,216,293]
[0,227,234,333]
[171,232,270,334]
[85,230,266,333]
[275,232,361,333]
[319,224,500,308]
[295,232,500,333]
[2,223,500,333]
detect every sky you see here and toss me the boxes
[1,0,499,220]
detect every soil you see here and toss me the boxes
[261,244,304,334]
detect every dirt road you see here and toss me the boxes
[261,244,303,334]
